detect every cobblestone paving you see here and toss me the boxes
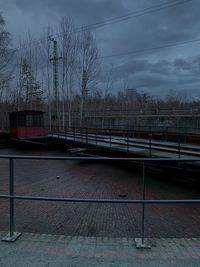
[0,232,200,267]
[0,148,199,238]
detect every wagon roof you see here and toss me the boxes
[9,110,45,116]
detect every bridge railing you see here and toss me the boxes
[49,126,200,157]
[0,155,200,248]
[49,125,200,144]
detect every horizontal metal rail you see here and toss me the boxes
[0,194,200,204]
[0,155,200,161]
[0,155,200,246]
[50,125,200,135]
[50,125,200,158]
[52,132,200,157]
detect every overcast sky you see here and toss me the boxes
[1,0,200,99]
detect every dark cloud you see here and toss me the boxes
[106,55,200,97]
[150,60,172,75]
[174,59,191,71]
[2,0,125,24]
[0,0,200,97]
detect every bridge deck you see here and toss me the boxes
[51,132,200,158]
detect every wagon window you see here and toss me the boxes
[18,114,26,127]
[32,115,42,126]
[26,115,33,127]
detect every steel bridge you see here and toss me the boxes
[49,127,200,159]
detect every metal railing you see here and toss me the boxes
[49,126,200,158]
[0,155,200,247]
[50,125,200,142]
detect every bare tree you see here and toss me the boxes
[101,68,114,128]
[78,29,100,127]
[0,13,14,101]
[39,26,54,128]
[18,58,43,109]
[15,34,44,111]
[60,17,78,129]
[0,13,15,129]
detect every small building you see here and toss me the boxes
[9,110,48,139]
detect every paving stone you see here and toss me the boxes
[0,148,200,239]
[1,232,199,267]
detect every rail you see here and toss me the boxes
[49,127,200,157]
[0,155,200,248]
[50,125,200,142]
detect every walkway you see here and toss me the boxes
[51,132,200,158]
[0,232,199,267]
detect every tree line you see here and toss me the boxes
[0,13,199,130]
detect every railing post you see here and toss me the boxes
[109,129,112,152]
[86,128,88,147]
[73,127,75,142]
[178,134,181,158]
[135,163,151,249]
[9,158,14,237]
[165,127,167,142]
[2,158,21,242]
[149,133,152,158]
[184,128,187,144]
[127,131,129,154]
[81,127,83,142]
[141,163,145,243]
[96,128,98,147]
[65,126,67,141]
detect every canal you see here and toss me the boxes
[0,147,199,238]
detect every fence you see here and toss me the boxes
[50,125,200,142]
[0,155,200,248]
[49,126,200,157]
[50,124,200,135]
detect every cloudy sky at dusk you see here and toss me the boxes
[0,0,200,98]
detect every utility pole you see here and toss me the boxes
[49,37,62,128]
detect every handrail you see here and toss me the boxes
[0,155,199,247]
[0,194,200,204]
[0,155,200,161]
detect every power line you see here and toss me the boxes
[12,36,200,72]
[100,38,200,60]
[81,0,178,29]
[14,0,193,52]
[81,0,192,31]
[10,0,196,72]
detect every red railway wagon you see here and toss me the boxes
[9,110,48,139]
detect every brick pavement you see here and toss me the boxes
[0,148,199,238]
[0,231,200,267]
